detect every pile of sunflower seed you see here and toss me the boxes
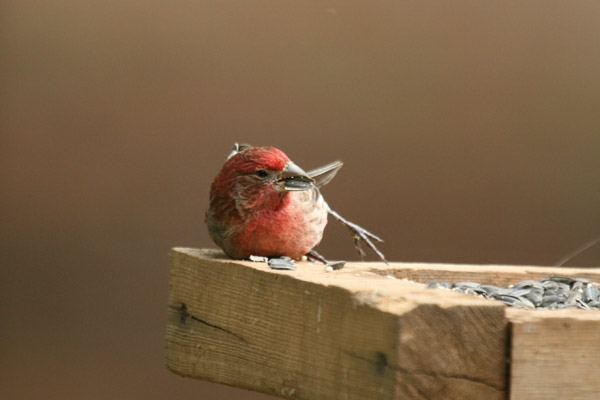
[427,276,600,310]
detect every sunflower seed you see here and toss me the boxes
[426,276,600,310]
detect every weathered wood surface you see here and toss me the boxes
[369,262,600,288]
[166,248,508,400]
[166,248,600,400]
[508,308,600,400]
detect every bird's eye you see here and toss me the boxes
[255,169,268,178]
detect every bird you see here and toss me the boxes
[205,143,386,270]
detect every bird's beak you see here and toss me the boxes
[277,161,315,191]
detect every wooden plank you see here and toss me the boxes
[166,248,508,400]
[367,262,600,288]
[507,308,600,400]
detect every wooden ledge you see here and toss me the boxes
[165,248,600,400]
[365,261,600,288]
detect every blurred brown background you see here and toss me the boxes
[1,1,599,399]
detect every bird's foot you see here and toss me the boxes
[328,209,387,264]
[307,250,346,270]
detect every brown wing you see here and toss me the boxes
[307,160,343,188]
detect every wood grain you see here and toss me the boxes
[368,262,600,288]
[508,308,600,400]
[166,248,508,400]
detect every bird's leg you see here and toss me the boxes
[307,250,346,270]
[306,249,327,264]
[328,209,387,264]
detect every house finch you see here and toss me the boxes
[206,143,386,269]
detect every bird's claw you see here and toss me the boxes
[307,250,346,270]
[328,209,387,264]
[327,261,346,270]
